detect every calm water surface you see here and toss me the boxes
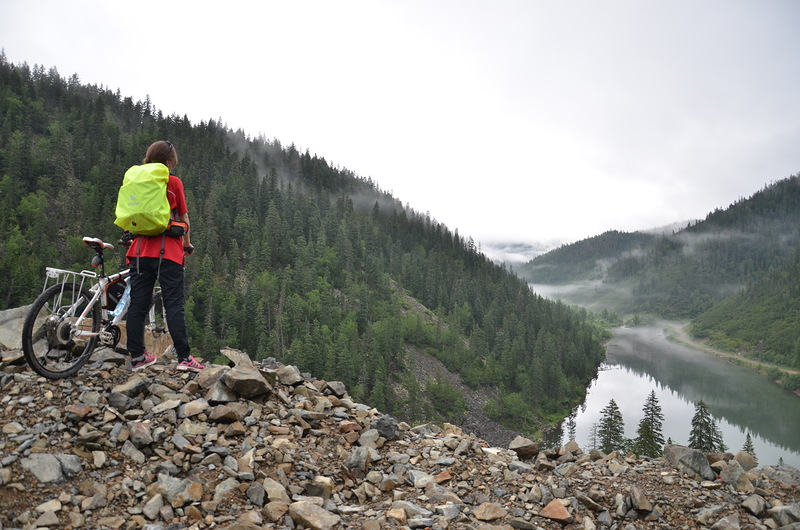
[559,325,800,468]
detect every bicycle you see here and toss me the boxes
[21,236,169,379]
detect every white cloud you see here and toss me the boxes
[2,0,799,246]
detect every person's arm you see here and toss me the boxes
[180,212,193,254]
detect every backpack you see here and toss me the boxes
[114,163,171,236]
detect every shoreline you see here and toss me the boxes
[661,320,800,394]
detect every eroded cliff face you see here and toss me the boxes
[1,346,799,529]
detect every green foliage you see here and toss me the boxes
[425,377,466,423]
[782,373,800,392]
[633,390,666,458]
[598,399,625,454]
[742,432,758,464]
[0,54,607,431]
[688,401,726,453]
[691,250,800,370]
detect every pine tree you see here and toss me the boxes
[588,422,599,450]
[633,390,666,457]
[688,401,726,452]
[566,413,577,442]
[712,420,728,452]
[598,399,625,454]
[742,432,758,464]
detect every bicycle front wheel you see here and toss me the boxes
[22,282,100,379]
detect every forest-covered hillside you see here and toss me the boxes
[0,54,607,435]
[517,175,800,371]
[690,250,800,370]
[516,230,657,284]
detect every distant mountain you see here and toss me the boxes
[516,175,800,321]
[480,241,556,264]
[514,230,657,284]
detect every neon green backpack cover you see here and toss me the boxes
[114,163,171,236]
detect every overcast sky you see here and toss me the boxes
[2,1,799,253]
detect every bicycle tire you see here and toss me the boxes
[22,282,100,379]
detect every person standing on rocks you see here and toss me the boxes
[123,140,204,372]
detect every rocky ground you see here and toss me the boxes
[1,346,799,530]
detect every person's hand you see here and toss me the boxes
[184,245,195,256]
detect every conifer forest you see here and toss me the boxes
[0,55,607,434]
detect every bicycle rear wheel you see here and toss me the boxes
[22,282,100,379]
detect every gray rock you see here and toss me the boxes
[392,500,433,518]
[32,510,60,527]
[220,347,253,367]
[143,493,164,520]
[509,460,532,474]
[344,446,370,472]
[324,380,347,397]
[223,364,273,398]
[424,482,463,505]
[275,364,303,385]
[762,464,800,485]
[55,453,82,476]
[434,504,462,520]
[214,477,241,502]
[734,450,757,471]
[768,503,800,526]
[710,514,740,529]
[742,493,767,516]
[408,517,436,528]
[509,435,539,458]
[246,481,266,506]
[630,485,653,512]
[21,454,64,483]
[263,477,291,503]
[107,392,133,411]
[664,444,716,481]
[373,414,400,441]
[358,428,380,447]
[112,375,149,397]
[128,420,154,447]
[204,379,239,403]
[406,469,435,489]
[0,304,28,349]
[576,492,604,512]
[3,338,800,530]
[289,500,341,530]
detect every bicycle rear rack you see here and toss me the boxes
[43,267,97,294]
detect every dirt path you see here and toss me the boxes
[664,321,799,375]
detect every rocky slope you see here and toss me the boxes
[1,346,799,530]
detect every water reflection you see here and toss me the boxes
[561,325,800,468]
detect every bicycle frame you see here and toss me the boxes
[41,238,166,347]
[23,236,169,379]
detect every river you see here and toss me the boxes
[555,324,800,468]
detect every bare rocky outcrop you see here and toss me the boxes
[1,346,799,529]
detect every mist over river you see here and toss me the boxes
[557,324,800,468]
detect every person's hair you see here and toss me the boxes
[143,140,179,168]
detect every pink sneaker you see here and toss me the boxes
[176,356,205,372]
[132,353,157,371]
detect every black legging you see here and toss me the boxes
[126,257,191,362]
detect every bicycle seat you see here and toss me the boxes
[83,237,114,251]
